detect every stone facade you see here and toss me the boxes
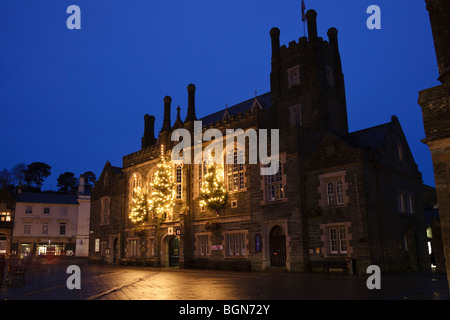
[89,9,430,273]
[88,162,124,264]
[418,0,450,283]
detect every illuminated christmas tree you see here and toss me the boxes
[199,161,228,214]
[128,186,149,230]
[148,146,175,222]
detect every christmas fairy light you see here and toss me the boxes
[199,158,228,213]
[148,145,175,220]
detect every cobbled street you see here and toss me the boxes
[1,258,449,301]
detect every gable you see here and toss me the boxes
[304,133,361,172]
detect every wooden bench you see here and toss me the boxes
[310,260,350,274]
[5,263,26,286]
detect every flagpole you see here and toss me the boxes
[301,0,306,37]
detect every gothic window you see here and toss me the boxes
[266,161,284,201]
[130,173,142,196]
[227,148,245,191]
[397,192,414,214]
[287,65,300,88]
[175,165,182,200]
[101,197,110,225]
[319,172,349,208]
[104,173,109,187]
[336,180,344,205]
[327,181,335,206]
[289,104,302,127]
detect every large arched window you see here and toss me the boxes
[227,148,245,191]
[130,173,142,196]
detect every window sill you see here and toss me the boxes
[227,188,247,194]
[261,198,288,205]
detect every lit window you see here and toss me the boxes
[227,148,245,191]
[42,222,48,235]
[131,173,142,195]
[0,211,11,222]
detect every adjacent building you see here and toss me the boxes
[418,0,450,285]
[11,178,90,258]
[89,8,430,273]
[0,187,15,256]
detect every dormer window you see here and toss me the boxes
[287,65,300,88]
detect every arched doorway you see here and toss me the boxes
[169,237,180,267]
[270,226,286,267]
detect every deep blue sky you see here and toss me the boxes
[0,0,439,190]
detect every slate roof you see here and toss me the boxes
[16,192,79,205]
[344,122,391,149]
[199,92,272,126]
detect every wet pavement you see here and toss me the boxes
[1,258,449,301]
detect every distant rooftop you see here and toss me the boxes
[345,122,391,149]
[16,192,79,205]
[200,92,271,126]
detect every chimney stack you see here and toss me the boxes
[161,96,172,132]
[142,114,156,148]
[306,9,318,41]
[270,27,280,61]
[185,84,197,123]
[78,175,85,195]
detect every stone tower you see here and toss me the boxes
[418,0,450,283]
[270,9,348,136]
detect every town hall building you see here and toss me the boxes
[88,9,430,274]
